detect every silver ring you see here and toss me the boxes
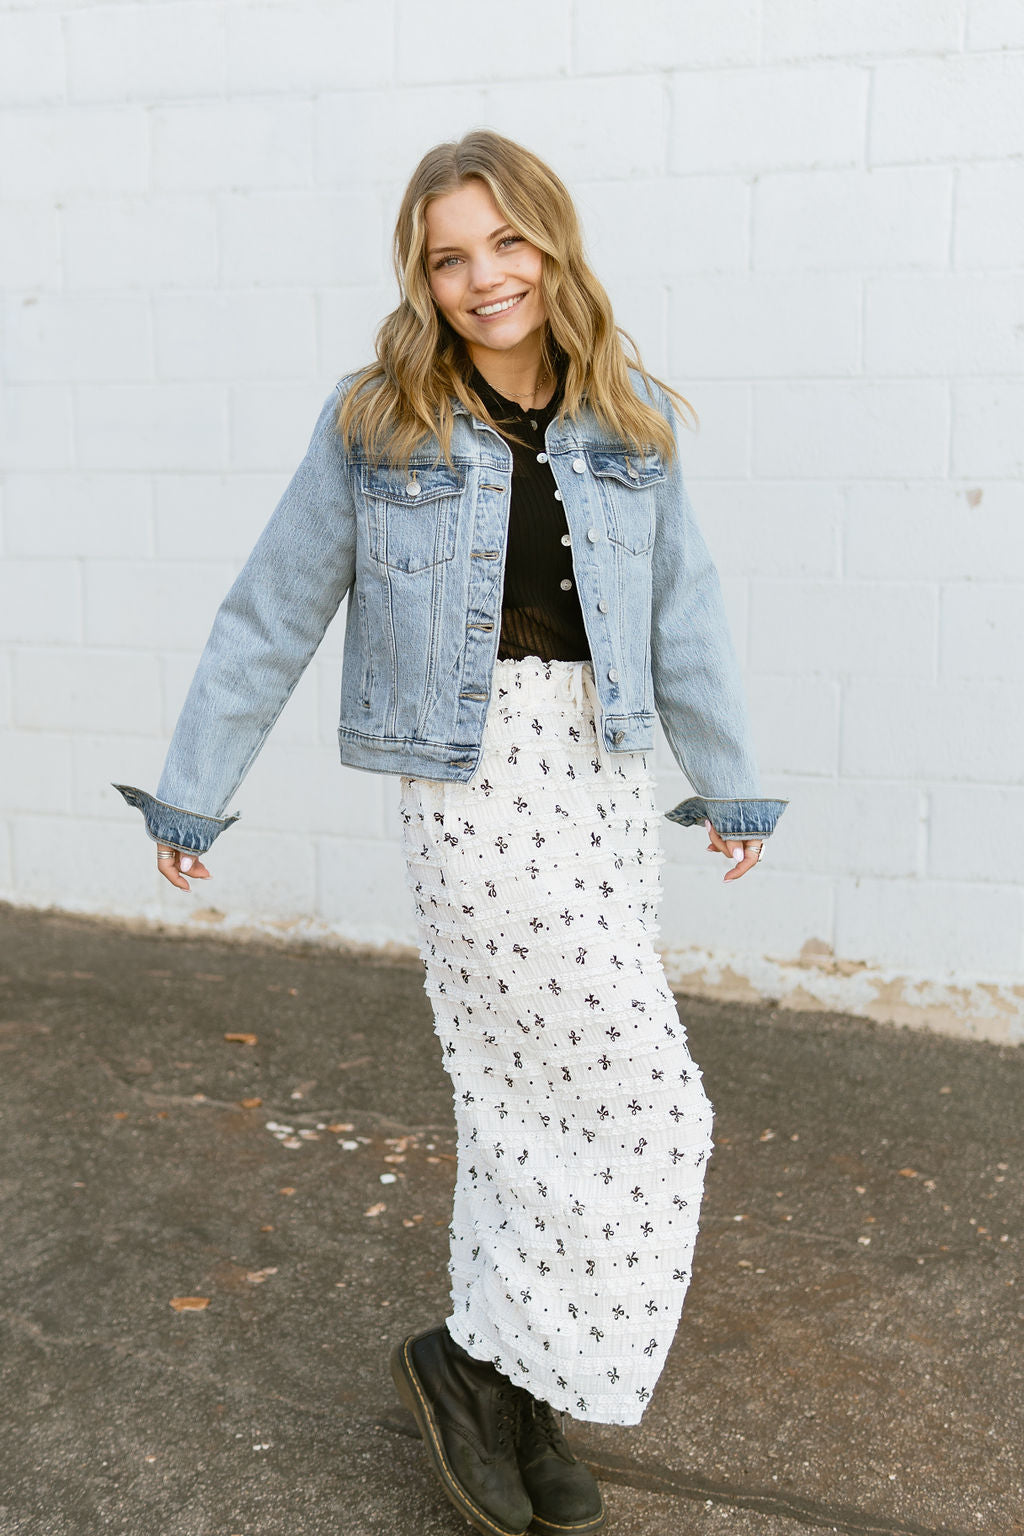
[156,850,178,860]
[755,842,765,862]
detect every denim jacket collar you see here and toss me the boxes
[450,389,606,455]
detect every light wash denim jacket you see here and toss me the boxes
[115,370,788,855]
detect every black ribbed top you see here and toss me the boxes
[469,364,591,664]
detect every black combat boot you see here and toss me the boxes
[515,1394,605,1533]
[390,1325,533,1536]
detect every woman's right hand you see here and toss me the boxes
[155,846,212,892]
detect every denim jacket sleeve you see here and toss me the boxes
[648,385,787,842]
[114,381,356,855]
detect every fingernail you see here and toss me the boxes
[180,856,194,872]
[733,848,744,861]
[703,818,711,832]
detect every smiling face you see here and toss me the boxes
[424,178,548,376]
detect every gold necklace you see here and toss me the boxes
[498,366,552,409]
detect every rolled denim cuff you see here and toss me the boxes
[112,784,240,855]
[664,795,789,840]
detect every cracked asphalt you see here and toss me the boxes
[0,902,1021,1536]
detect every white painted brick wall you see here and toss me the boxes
[395,0,569,84]
[747,677,841,779]
[226,2,396,96]
[0,12,66,104]
[967,0,1024,51]
[6,473,155,559]
[835,878,1023,974]
[62,196,219,290]
[0,562,81,645]
[754,381,950,480]
[152,101,313,192]
[761,0,965,60]
[954,162,1024,269]
[670,66,868,173]
[574,0,760,73]
[753,167,953,271]
[748,581,938,678]
[65,3,227,102]
[74,384,227,471]
[929,786,1024,881]
[0,107,150,197]
[844,483,1024,581]
[220,192,384,287]
[82,560,239,651]
[2,0,1022,1035]
[842,682,1024,783]
[864,275,1024,375]
[153,475,279,561]
[669,275,862,378]
[0,653,11,729]
[939,585,1024,679]
[0,386,74,470]
[870,54,1024,163]
[952,381,1024,477]
[13,649,163,735]
[153,292,317,381]
[5,293,153,382]
[1,204,62,289]
[4,731,74,813]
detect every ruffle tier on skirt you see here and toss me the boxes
[398,656,713,1425]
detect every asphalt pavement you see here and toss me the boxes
[0,902,1020,1536]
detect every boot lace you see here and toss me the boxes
[494,1383,523,1453]
[529,1396,569,1452]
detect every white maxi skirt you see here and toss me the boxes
[398,655,714,1426]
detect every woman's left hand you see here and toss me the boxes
[704,819,764,882]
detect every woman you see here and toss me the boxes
[115,131,787,1536]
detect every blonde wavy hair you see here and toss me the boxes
[336,130,695,469]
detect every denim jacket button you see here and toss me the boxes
[553,489,563,501]
[612,729,625,745]
[536,452,548,464]
[607,668,619,683]
[597,599,609,614]
[586,527,598,542]
[561,533,571,547]
[572,457,586,473]
[560,578,573,591]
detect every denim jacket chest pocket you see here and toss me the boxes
[359,462,465,573]
[585,449,665,555]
